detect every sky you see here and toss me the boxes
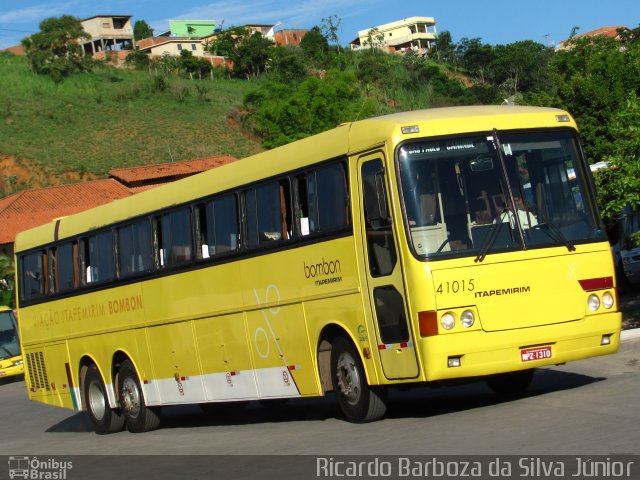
[0,0,638,50]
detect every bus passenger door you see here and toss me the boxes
[358,155,419,380]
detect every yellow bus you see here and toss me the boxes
[0,306,24,381]
[15,106,621,434]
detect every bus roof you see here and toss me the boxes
[14,106,574,252]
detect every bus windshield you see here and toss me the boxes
[398,129,606,259]
[0,310,20,360]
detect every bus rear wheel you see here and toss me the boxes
[486,369,535,397]
[84,364,125,435]
[331,336,387,423]
[118,360,160,433]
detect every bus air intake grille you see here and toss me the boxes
[26,351,50,391]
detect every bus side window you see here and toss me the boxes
[117,220,153,277]
[83,231,115,284]
[55,242,78,292]
[245,180,292,248]
[198,194,239,259]
[157,207,193,268]
[297,162,349,236]
[20,251,45,300]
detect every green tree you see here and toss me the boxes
[133,20,154,41]
[0,254,15,308]
[125,49,151,69]
[364,27,385,52]
[178,50,212,79]
[455,37,495,83]
[595,95,640,218]
[489,41,553,96]
[269,46,307,84]
[551,35,640,163]
[205,27,274,78]
[320,15,342,54]
[432,30,457,64]
[299,26,329,65]
[244,70,375,148]
[22,15,91,82]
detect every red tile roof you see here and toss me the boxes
[0,179,132,245]
[576,26,627,39]
[559,26,629,47]
[108,155,236,185]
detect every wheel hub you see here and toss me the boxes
[121,377,141,417]
[336,352,361,405]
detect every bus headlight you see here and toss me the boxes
[440,312,456,330]
[602,291,614,309]
[588,294,600,312]
[460,310,475,328]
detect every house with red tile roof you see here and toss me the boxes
[557,26,629,49]
[0,180,131,257]
[0,154,237,256]
[109,154,236,191]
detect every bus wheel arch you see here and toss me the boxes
[317,324,354,394]
[80,358,125,434]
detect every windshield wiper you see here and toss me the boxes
[474,210,507,263]
[0,344,14,359]
[537,223,576,251]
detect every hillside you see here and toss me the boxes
[0,54,263,195]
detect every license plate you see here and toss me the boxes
[521,346,552,362]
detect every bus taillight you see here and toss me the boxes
[418,311,438,337]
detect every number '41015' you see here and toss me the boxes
[436,279,475,294]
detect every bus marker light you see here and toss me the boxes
[418,311,438,337]
[401,125,420,134]
[578,277,613,291]
[602,292,614,309]
[363,347,371,359]
[601,334,612,345]
[556,114,571,122]
[587,294,600,312]
[447,356,462,368]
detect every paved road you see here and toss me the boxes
[1,338,639,457]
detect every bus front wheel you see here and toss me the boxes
[118,360,160,433]
[331,336,387,423]
[84,364,125,435]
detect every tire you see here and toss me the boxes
[118,360,160,433]
[84,364,125,435]
[331,336,387,423]
[486,369,535,397]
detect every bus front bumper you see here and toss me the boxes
[420,312,622,381]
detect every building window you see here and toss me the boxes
[191,43,197,51]
[177,44,183,51]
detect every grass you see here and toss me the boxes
[0,55,263,179]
